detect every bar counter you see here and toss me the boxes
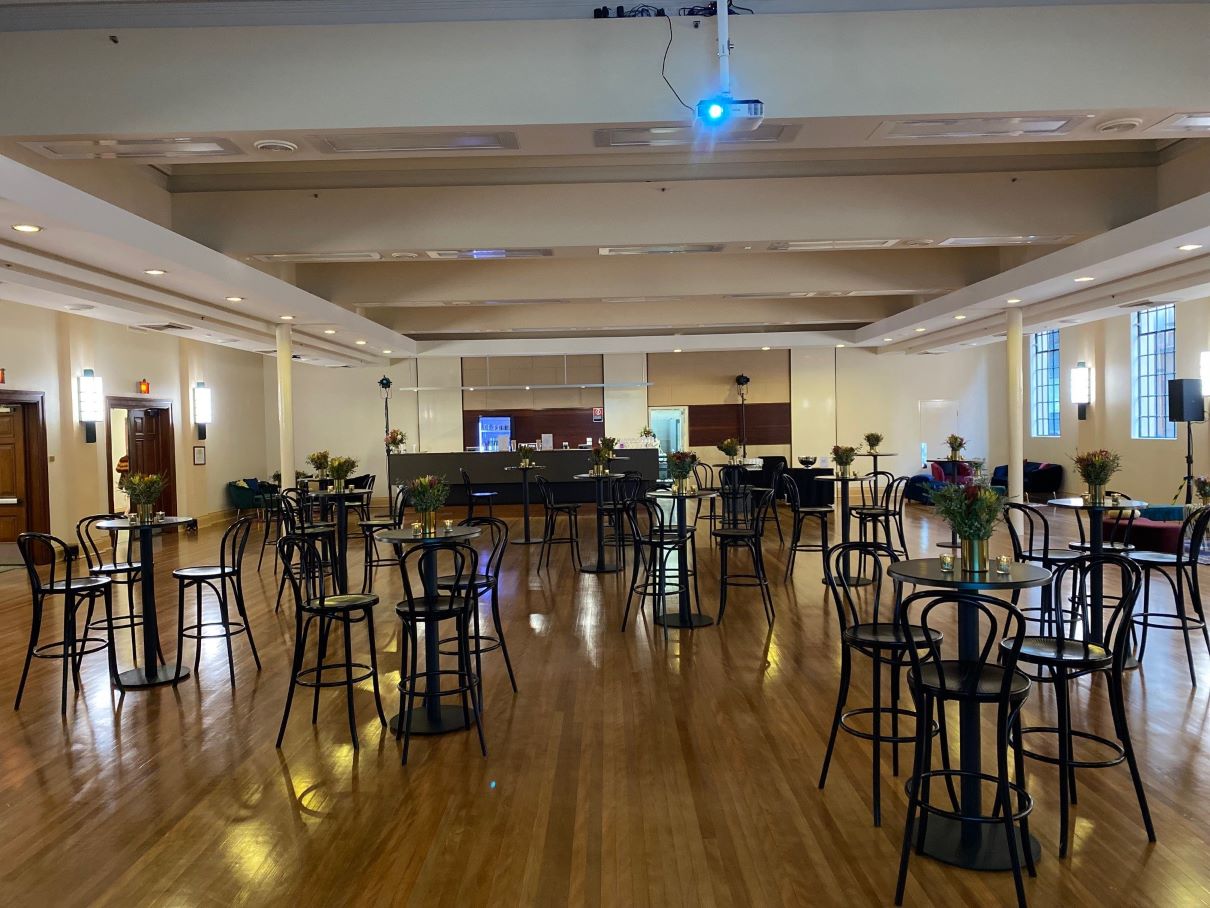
[387,449,660,505]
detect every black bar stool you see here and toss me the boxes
[535,475,582,573]
[819,542,942,826]
[256,483,283,571]
[713,486,775,626]
[396,540,487,764]
[853,473,911,559]
[172,516,261,686]
[781,472,830,579]
[76,513,144,657]
[276,488,338,611]
[1011,554,1155,858]
[895,590,1035,908]
[359,484,408,594]
[461,467,497,521]
[276,534,386,751]
[15,533,116,714]
[1003,501,1082,634]
[620,497,701,637]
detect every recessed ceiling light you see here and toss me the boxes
[355,339,367,345]
[524,385,531,390]
[1073,276,1095,283]
[11,224,42,233]
[279,315,294,320]
[915,327,927,332]
[1006,298,1022,304]
[835,344,846,349]
[467,387,475,391]
[954,314,967,320]
[1178,243,1203,252]
[673,348,682,353]
[323,329,336,335]
[143,269,167,276]
[225,296,244,303]
[761,346,771,351]
[883,337,894,342]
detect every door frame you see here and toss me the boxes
[0,390,51,540]
[105,396,178,516]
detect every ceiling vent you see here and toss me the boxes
[1096,117,1143,135]
[310,131,519,153]
[253,139,299,153]
[875,116,1081,140]
[939,235,1075,247]
[601,296,684,303]
[21,137,241,160]
[139,323,192,332]
[250,252,382,263]
[599,244,724,256]
[62,303,94,312]
[1154,113,1210,133]
[769,239,900,252]
[423,248,553,260]
[593,123,799,148]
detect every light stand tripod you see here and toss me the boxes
[736,374,750,458]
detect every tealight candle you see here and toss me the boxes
[939,553,955,572]
[443,519,453,531]
[411,521,422,533]
[997,554,1012,574]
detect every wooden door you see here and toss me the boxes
[127,408,173,513]
[0,404,29,551]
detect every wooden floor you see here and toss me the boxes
[1,502,1208,907]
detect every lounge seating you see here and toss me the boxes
[991,461,1064,501]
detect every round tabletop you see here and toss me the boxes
[855,452,898,457]
[307,489,369,499]
[889,557,1051,591]
[929,458,973,463]
[1048,496,1148,511]
[816,474,871,483]
[97,516,194,531]
[504,464,546,471]
[573,472,625,480]
[649,488,717,500]
[378,525,482,544]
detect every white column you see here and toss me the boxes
[275,324,295,483]
[1006,308,1025,505]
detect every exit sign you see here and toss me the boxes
[592,407,604,423]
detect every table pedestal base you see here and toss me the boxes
[389,705,471,736]
[579,560,621,574]
[913,816,1041,871]
[654,612,714,629]
[119,667,190,689]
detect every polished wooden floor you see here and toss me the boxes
[1,502,1208,907]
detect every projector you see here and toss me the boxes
[696,96,765,132]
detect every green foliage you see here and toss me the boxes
[831,445,857,466]
[328,455,358,481]
[408,474,449,512]
[124,473,168,506]
[306,450,330,473]
[931,482,1003,540]
[863,432,884,450]
[1072,449,1121,486]
[717,437,740,457]
[667,450,698,480]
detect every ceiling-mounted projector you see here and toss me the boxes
[696,95,765,131]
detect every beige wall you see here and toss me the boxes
[0,300,268,536]
[461,355,603,410]
[1022,297,1210,504]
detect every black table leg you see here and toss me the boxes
[1090,508,1104,644]
[581,477,620,573]
[517,468,539,545]
[118,525,188,688]
[655,496,712,629]
[334,497,349,594]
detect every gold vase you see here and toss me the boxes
[1086,483,1106,505]
[960,537,990,575]
[836,463,851,479]
[136,503,154,525]
[421,510,437,536]
[1201,495,1210,507]
[673,476,688,494]
[949,451,961,461]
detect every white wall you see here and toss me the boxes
[1023,297,1210,504]
[603,352,648,440]
[417,357,463,453]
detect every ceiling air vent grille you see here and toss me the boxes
[599,245,724,256]
[251,252,382,263]
[21,137,241,160]
[875,116,1082,140]
[769,239,901,252]
[310,132,519,153]
[424,249,553,260]
[594,124,798,148]
[139,323,192,332]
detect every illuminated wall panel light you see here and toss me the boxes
[77,369,104,443]
[1070,360,1092,420]
[192,381,213,440]
[1200,351,1210,389]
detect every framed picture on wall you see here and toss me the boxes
[192,445,206,466]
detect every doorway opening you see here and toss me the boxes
[648,406,688,478]
[106,397,177,517]
[0,390,51,565]
[918,399,960,467]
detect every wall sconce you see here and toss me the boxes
[137,378,150,395]
[77,368,104,443]
[1200,351,1210,391]
[1070,361,1092,420]
[192,381,212,440]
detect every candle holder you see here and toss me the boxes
[996,554,1012,574]
[939,553,955,572]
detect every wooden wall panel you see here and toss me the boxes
[463,408,603,450]
[687,403,791,447]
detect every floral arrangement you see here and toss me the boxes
[408,474,449,512]
[518,444,536,465]
[124,472,168,505]
[863,432,884,451]
[328,455,358,482]
[717,437,741,458]
[831,445,857,467]
[640,426,655,438]
[272,469,310,485]
[385,429,407,452]
[590,445,609,469]
[667,450,698,481]
[306,450,331,475]
[931,482,1003,540]
[1072,449,1121,486]
[600,437,618,457]
[945,434,966,458]
[1196,476,1210,499]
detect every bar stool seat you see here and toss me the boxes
[912,661,1031,701]
[845,621,941,649]
[1018,637,1108,664]
[172,564,236,580]
[45,576,111,593]
[303,592,379,613]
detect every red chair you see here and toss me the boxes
[930,461,974,485]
